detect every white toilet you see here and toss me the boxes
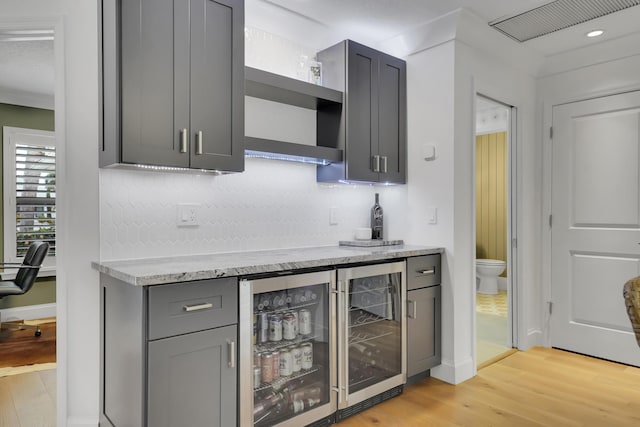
[476,259,506,295]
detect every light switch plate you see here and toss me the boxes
[422,144,436,161]
[428,207,437,224]
[177,203,201,227]
[329,207,339,225]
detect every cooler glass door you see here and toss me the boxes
[239,270,337,427]
[338,261,406,409]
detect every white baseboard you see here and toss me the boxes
[518,328,543,350]
[430,355,475,384]
[0,303,56,322]
[67,417,99,427]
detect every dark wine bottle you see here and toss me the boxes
[371,193,383,240]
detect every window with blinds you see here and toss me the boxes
[15,143,56,257]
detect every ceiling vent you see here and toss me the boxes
[489,0,640,42]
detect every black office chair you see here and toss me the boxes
[0,241,50,337]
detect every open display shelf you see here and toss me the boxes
[244,66,343,164]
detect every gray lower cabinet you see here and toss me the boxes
[317,40,406,184]
[100,275,238,427]
[407,286,441,377]
[101,0,244,172]
[406,255,442,379]
[148,325,237,427]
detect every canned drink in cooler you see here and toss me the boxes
[253,366,261,388]
[258,312,269,343]
[291,346,302,373]
[282,312,297,340]
[291,310,299,336]
[269,314,282,342]
[271,351,280,380]
[257,295,270,311]
[261,352,273,383]
[301,342,313,370]
[299,309,312,335]
[279,348,292,376]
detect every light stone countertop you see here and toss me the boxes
[92,244,443,286]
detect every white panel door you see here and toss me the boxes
[551,91,640,366]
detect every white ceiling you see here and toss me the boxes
[2,0,640,106]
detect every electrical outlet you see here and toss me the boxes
[177,203,200,227]
[329,207,339,225]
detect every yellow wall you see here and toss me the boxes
[476,132,507,276]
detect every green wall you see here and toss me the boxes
[0,103,56,309]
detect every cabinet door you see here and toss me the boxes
[346,41,379,182]
[148,325,237,427]
[189,0,244,172]
[120,0,189,167]
[407,286,441,377]
[378,53,406,184]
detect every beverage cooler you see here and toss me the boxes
[239,262,406,426]
[336,261,406,420]
[239,270,337,427]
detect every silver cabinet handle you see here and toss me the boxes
[372,155,380,172]
[180,128,188,153]
[196,130,203,155]
[382,156,388,173]
[418,268,435,275]
[228,340,235,368]
[182,302,212,312]
[407,300,417,319]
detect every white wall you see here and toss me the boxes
[401,10,541,384]
[406,40,541,384]
[398,9,542,383]
[1,1,101,426]
[404,41,461,380]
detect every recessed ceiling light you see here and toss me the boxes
[586,29,604,38]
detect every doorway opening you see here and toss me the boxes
[474,94,517,367]
[0,23,57,422]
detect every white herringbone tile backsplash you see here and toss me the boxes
[100,159,406,260]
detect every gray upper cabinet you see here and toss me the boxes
[317,40,406,184]
[101,0,244,172]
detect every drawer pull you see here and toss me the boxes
[183,302,213,312]
[417,268,435,276]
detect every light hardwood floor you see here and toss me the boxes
[0,369,55,427]
[337,347,640,427]
[1,347,639,426]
